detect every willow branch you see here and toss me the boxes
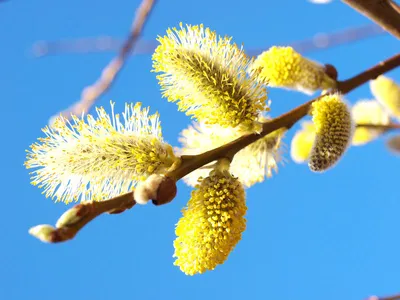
[30,192,136,243]
[342,0,400,39]
[48,0,157,125]
[30,53,400,244]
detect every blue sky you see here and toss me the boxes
[1,1,400,299]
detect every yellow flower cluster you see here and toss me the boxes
[309,94,353,172]
[174,162,247,275]
[290,121,316,163]
[251,46,337,95]
[178,122,285,188]
[152,23,268,130]
[25,102,178,203]
[351,100,390,146]
[370,75,400,120]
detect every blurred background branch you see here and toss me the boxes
[342,0,400,39]
[368,293,400,300]
[48,0,157,125]
[32,23,385,58]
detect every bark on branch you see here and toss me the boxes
[342,0,400,39]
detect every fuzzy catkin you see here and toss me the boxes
[370,75,400,120]
[290,121,316,163]
[309,95,353,172]
[152,23,268,130]
[351,100,390,146]
[251,46,337,95]
[173,166,247,275]
[177,121,285,188]
[25,102,178,203]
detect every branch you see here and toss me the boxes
[48,0,157,125]
[29,192,135,243]
[29,53,400,244]
[357,123,400,130]
[342,0,400,39]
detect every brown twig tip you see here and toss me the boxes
[30,192,136,243]
[29,224,58,243]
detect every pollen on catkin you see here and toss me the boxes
[173,160,247,275]
[370,75,400,120]
[309,94,353,172]
[230,127,286,187]
[290,121,316,163]
[177,121,285,188]
[25,102,179,203]
[250,46,337,95]
[152,23,268,130]
[351,100,390,146]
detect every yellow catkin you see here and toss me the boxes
[25,102,178,203]
[174,163,247,275]
[351,100,390,146]
[230,127,286,187]
[370,75,400,120]
[290,121,316,163]
[251,46,336,95]
[177,121,285,188]
[152,23,268,130]
[309,94,353,172]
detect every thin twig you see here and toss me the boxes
[48,0,157,125]
[250,24,385,56]
[31,38,153,57]
[35,193,135,243]
[357,123,400,130]
[342,0,400,39]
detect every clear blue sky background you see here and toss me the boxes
[1,1,400,299]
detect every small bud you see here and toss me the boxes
[323,64,338,81]
[152,176,177,206]
[134,174,177,205]
[56,204,88,228]
[386,135,400,155]
[29,224,56,243]
[134,184,152,205]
